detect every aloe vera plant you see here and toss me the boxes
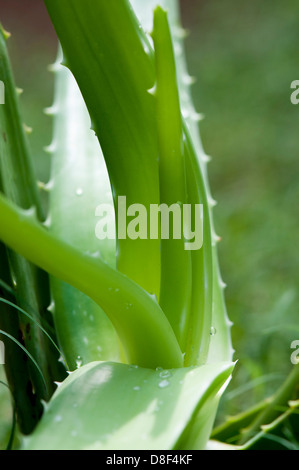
[0,0,298,451]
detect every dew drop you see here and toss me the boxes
[158,379,170,389]
[76,188,83,196]
[159,370,171,379]
[133,386,140,391]
[210,327,217,336]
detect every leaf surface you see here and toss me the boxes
[23,360,234,450]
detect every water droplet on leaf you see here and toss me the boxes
[158,379,170,389]
[159,370,171,379]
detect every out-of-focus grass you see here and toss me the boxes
[0,365,12,448]
[0,0,298,438]
[182,0,299,417]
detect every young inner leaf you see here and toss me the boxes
[152,6,192,351]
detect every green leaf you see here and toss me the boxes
[129,0,233,366]
[43,0,233,368]
[22,360,234,450]
[46,48,120,369]
[151,7,192,350]
[44,0,161,299]
[0,194,183,370]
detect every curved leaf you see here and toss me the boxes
[22,360,234,450]
[0,194,183,370]
[47,49,120,369]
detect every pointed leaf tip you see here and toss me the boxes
[150,5,169,40]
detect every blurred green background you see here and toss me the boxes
[0,0,298,446]
[181,0,299,422]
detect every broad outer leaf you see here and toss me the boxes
[22,361,234,450]
[47,50,120,369]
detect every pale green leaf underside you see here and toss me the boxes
[48,50,120,368]
[23,360,234,450]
